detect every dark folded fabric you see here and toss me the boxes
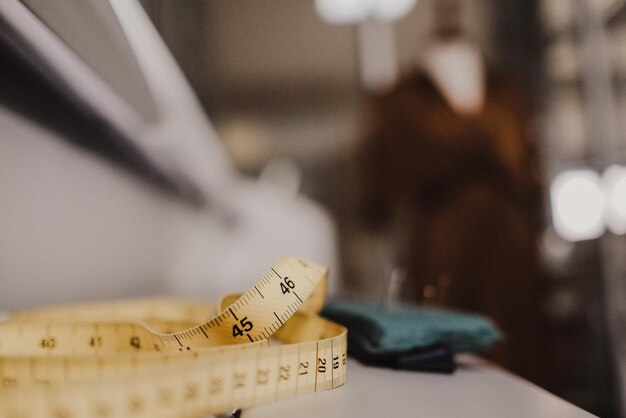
[322,300,502,374]
[350,339,456,373]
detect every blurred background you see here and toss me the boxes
[2,0,626,416]
[140,1,626,413]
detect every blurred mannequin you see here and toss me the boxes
[359,0,543,382]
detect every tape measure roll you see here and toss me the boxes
[0,256,347,418]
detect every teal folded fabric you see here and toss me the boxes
[322,300,502,355]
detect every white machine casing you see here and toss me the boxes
[0,0,339,309]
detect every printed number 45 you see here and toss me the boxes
[280,277,295,294]
[232,317,254,337]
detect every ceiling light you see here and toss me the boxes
[550,169,605,242]
[314,0,372,24]
[372,0,417,21]
[603,165,626,235]
[315,0,417,24]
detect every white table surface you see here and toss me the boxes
[244,355,596,418]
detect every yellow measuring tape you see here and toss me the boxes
[0,257,347,417]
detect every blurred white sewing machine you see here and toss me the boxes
[0,0,339,310]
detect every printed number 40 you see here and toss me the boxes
[280,277,295,294]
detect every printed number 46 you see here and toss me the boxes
[280,277,295,294]
[232,317,254,337]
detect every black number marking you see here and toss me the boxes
[333,356,339,370]
[298,361,309,375]
[185,382,198,400]
[279,365,290,381]
[129,336,141,349]
[39,337,56,350]
[1,377,17,388]
[257,368,269,385]
[280,277,296,294]
[209,378,223,394]
[318,358,326,373]
[232,316,254,338]
[89,336,102,348]
[234,373,246,389]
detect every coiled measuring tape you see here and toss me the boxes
[0,257,347,418]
